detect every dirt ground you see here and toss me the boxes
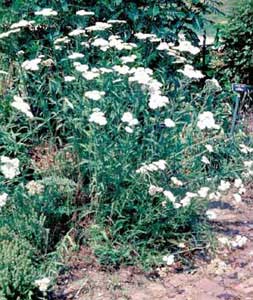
[53,184,253,300]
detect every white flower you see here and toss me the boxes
[148,185,164,196]
[201,155,210,165]
[204,78,222,92]
[107,19,127,24]
[68,52,84,59]
[85,90,105,101]
[157,42,170,51]
[180,196,191,207]
[91,38,109,50]
[125,126,134,133]
[205,144,214,152]
[233,193,242,203]
[121,112,139,126]
[148,94,169,110]
[198,187,210,198]
[218,236,230,246]
[234,178,243,188]
[10,20,35,29]
[206,209,217,220]
[22,58,41,71]
[113,65,130,75]
[218,180,230,192]
[35,8,58,16]
[163,190,176,203]
[89,110,107,126]
[82,71,100,80]
[197,111,220,130]
[174,40,200,55]
[209,191,221,201]
[35,277,50,292]
[54,36,70,44]
[171,177,183,186]
[244,161,253,168]
[76,10,95,16]
[153,160,167,170]
[134,32,157,40]
[86,22,112,31]
[164,118,175,128]
[11,96,34,119]
[26,180,44,195]
[68,28,86,37]
[0,156,20,179]
[136,160,166,174]
[231,235,247,248]
[74,63,89,73]
[162,254,175,266]
[239,144,253,154]
[64,76,75,82]
[178,64,204,79]
[0,29,21,39]
[239,187,246,195]
[120,55,137,64]
[0,193,8,209]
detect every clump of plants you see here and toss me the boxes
[0,2,252,298]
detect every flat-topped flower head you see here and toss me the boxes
[89,109,107,126]
[0,29,21,39]
[0,156,20,179]
[197,111,220,130]
[85,90,105,101]
[10,20,35,29]
[68,52,84,59]
[86,22,112,31]
[0,193,8,209]
[76,10,95,16]
[68,28,86,37]
[35,277,50,292]
[178,64,204,79]
[35,8,58,16]
[22,58,41,71]
[11,95,34,119]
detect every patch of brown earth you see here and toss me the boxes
[53,187,253,300]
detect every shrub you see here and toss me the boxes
[217,0,253,84]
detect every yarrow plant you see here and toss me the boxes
[0,2,251,297]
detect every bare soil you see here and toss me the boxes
[53,184,253,300]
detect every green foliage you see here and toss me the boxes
[218,0,253,83]
[0,229,38,300]
[0,0,250,276]
[0,0,221,43]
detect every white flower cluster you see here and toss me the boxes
[91,35,137,52]
[218,234,248,249]
[0,156,20,179]
[35,8,58,16]
[11,95,34,119]
[121,112,139,133]
[136,160,167,174]
[0,193,8,210]
[10,20,35,29]
[68,52,84,59]
[68,28,86,37]
[0,29,20,39]
[76,10,95,16]
[26,180,44,196]
[22,58,42,71]
[197,111,220,130]
[239,144,253,154]
[89,109,107,126]
[34,277,50,292]
[85,90,105,101]
[178,64,204,80]
[86,22,112,31]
